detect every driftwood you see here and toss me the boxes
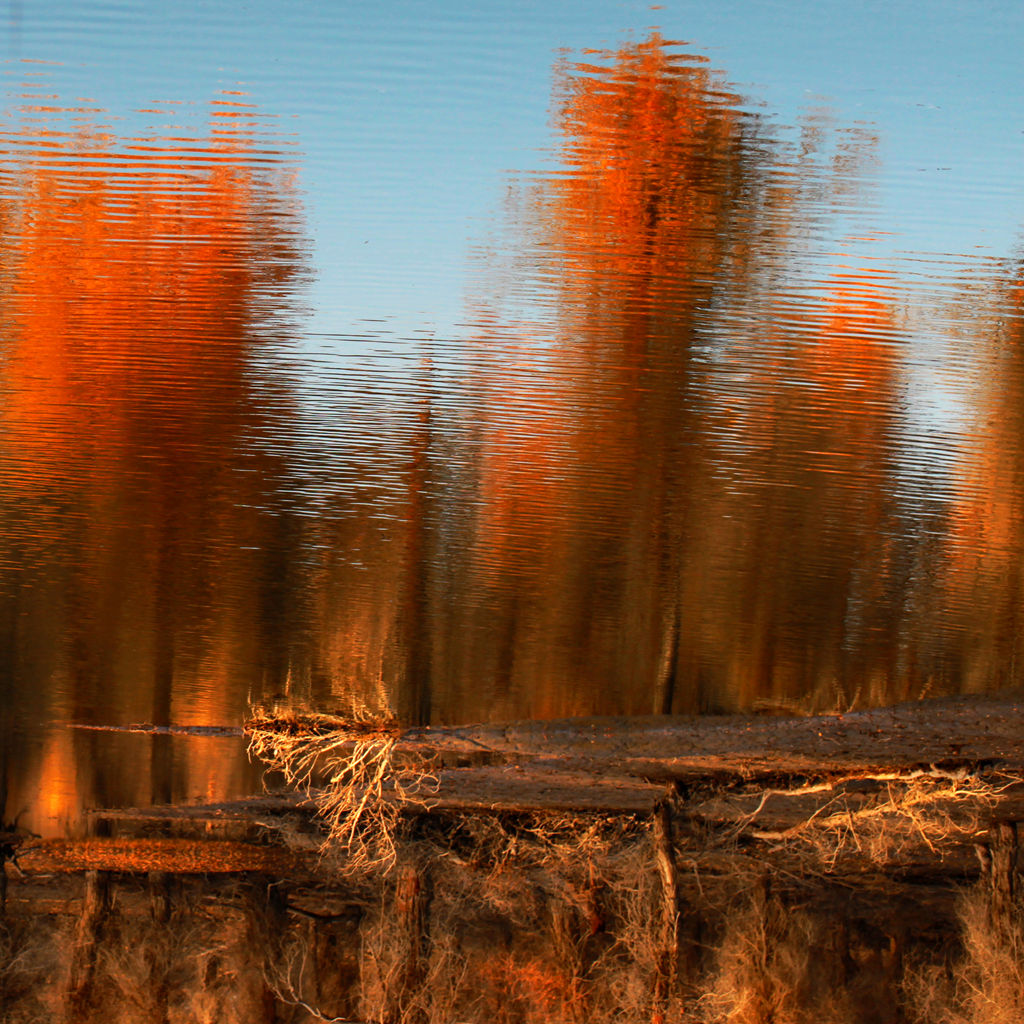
[65,722,243,737]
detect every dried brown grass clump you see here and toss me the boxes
[90,892,290,1024]
[0,917,67,1023]
[246,707,438,874]
[359,900,469,1024]
[347,813,662,1024]
[594,863,678,1021]
[904,887,1024,1024]
[699,885,859,1024]
[425,814,677,1024]
[97,917,199,1023]
[263,927,366,1024]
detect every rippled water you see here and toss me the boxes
[3,1,1024,833]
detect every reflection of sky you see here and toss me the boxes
[2,0,1023,344]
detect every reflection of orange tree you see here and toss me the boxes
[701,266,906,710]
[2,101,299,479]
[545,33,756,330]
[451,34,904,718]
[944,260,1024,692]
[308,362,436,726]
[454,35,781,719]
[0,97,307,829]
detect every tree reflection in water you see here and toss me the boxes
[450,36,920,719]
[0,94,309,831]
[4,32,1024,1023]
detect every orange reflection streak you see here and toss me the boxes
[721,265,903,709]
[772,268,900,477]
[944,262,1024,689]
[0,99,305,834]
[544,33,749,334]
[458,36,768,718]
[471,31,755,528]
[32,727,81,835]
[950,267,1024,554]
[2,134,259,478]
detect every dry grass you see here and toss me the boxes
[905,886,1024,1024]
[699,887,859,1024]
[424,814,682,1023]
[245,711,1024,1022]
[264,929,367,1023]
[246,707,439,875]
[98,917,193,1022]
[13,825,1024,1024]
[59,879,295,1024]
[592,851,675,1021]
[0,916,68,1023]
[344,812,661,1024]
[359,893,469,1024]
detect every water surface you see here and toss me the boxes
[2,2,1023,833]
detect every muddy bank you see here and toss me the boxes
[244,694,1024,817]
[7,696,1024,1023]
[401,693,1024,776]
[15,695,1022,888]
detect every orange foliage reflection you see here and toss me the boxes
[711,264,905,709]
[0,97,305,834]
[543,33,756,337]
[1,108,297,483]
[458,36,774,718]
[455,37,913,718]
[539,41,751,355]
[944,261,1024,690]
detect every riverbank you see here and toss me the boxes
[7,695,1024,1022]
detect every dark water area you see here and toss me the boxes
[2,2,1024,834]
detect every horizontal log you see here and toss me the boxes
[18,837,318,876]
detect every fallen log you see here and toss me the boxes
[17,837,318,876]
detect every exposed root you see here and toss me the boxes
[712,768,1022,869]
[242,712,1024,1020]
[245,708,438,875]
[264,935,369,1023]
